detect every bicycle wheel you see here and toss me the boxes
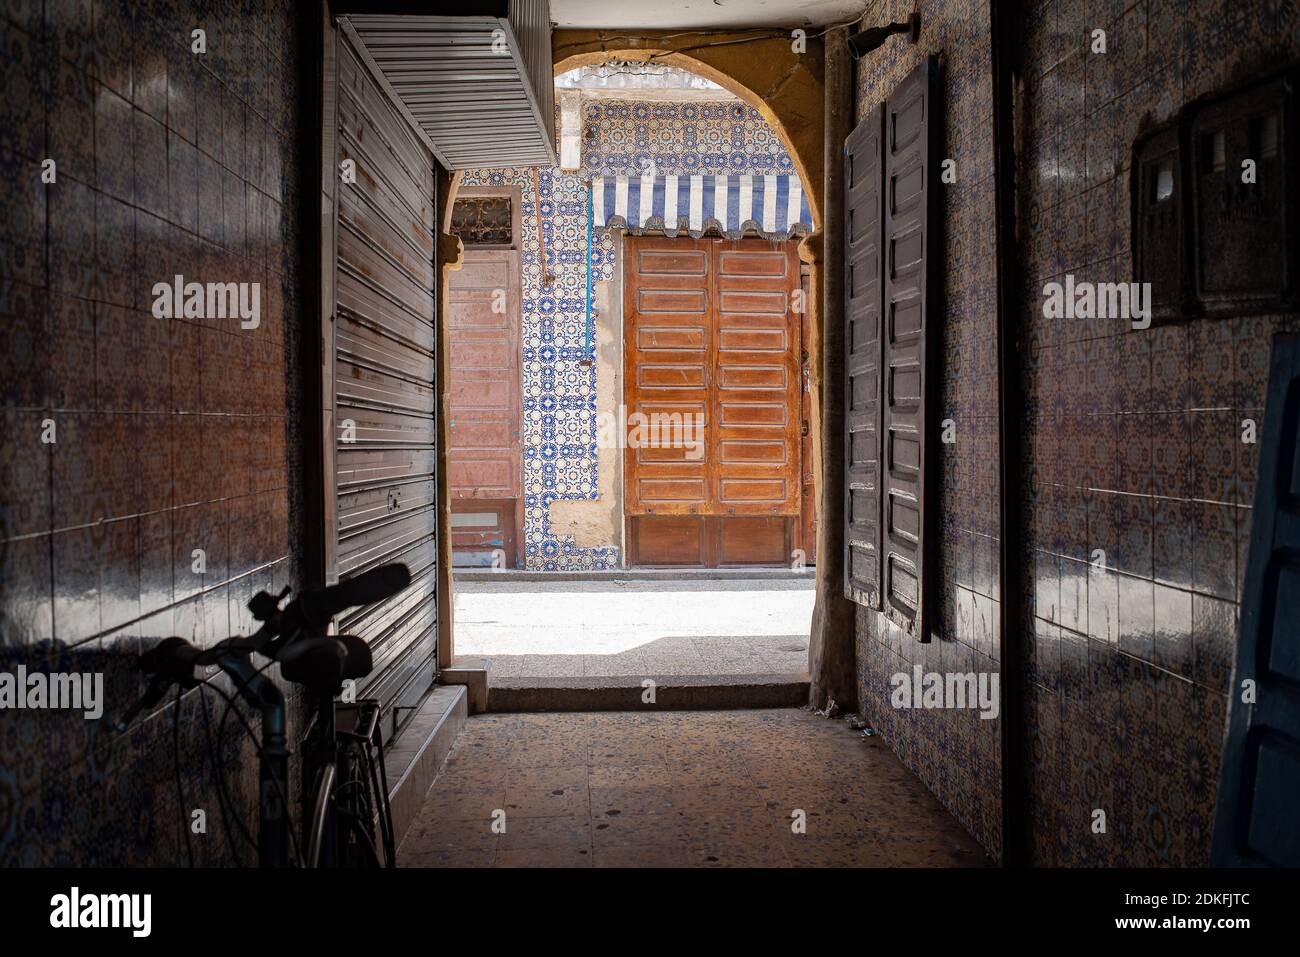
[305,762,336,868]
[333,738,380,868]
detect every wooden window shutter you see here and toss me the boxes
[845,56,938,643]
[843,103,885,609]
[881,57,937,639]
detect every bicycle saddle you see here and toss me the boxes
[278,635,373,697]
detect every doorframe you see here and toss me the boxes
[313,1,339,590]
[621,233,806,569]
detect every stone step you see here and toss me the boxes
[487,672,810,712]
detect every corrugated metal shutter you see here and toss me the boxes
[331,28,439,738]
[843,104,884,609]
[345,2,556,170]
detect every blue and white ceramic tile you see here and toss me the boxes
[459,99,794,570]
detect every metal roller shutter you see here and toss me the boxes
[329,27,439,739]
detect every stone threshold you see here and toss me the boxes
[487,672,810,712]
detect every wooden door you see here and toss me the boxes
[447,247,521,565]
[879,58,937,638]
[624,236,801,567]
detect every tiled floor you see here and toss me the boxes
[398,708,991,867]
[454,579,815,679]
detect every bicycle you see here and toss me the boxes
[117,563,413,868]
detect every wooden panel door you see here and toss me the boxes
[624,236,801,566]
[623,238,712,518]
[713,241,801,517]
[447,248,521,565]
[448,250,520,500]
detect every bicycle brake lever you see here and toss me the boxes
[114,674,173,733]
[249,585,291,623]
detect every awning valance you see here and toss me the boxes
[592,174,813,241]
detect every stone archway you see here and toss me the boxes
[550,33,825,234]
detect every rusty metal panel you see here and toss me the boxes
[332,29,439,737]
[509,0,554,158]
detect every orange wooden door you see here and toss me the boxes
[712,240,802,518]
[624,238,712,517]
[624,236,801,566]
[447,248,521,565]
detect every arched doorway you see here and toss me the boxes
[436,41,829,675]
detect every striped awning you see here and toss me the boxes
[593,174,813,241]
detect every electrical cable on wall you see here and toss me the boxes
[584,182,595,365]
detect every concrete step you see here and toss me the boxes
[383,685,467,848]
[487,672,810,712]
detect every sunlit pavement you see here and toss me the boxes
[452,578,816,678]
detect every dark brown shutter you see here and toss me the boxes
[880,57,937,639]
[843,104,884,608]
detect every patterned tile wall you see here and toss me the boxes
[1017,0,1299,866]
[459,99,796,569]
[852,0,1005,859]
[0,0,309,865]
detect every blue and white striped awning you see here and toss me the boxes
[592,174,813,241]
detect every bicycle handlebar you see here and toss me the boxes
[287,563,412,634]
[119,563,412,730]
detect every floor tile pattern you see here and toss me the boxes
[399,709,991,868]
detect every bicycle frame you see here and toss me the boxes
[216,652,290,869]
[302,695,396,868]
[126,563,413,868]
